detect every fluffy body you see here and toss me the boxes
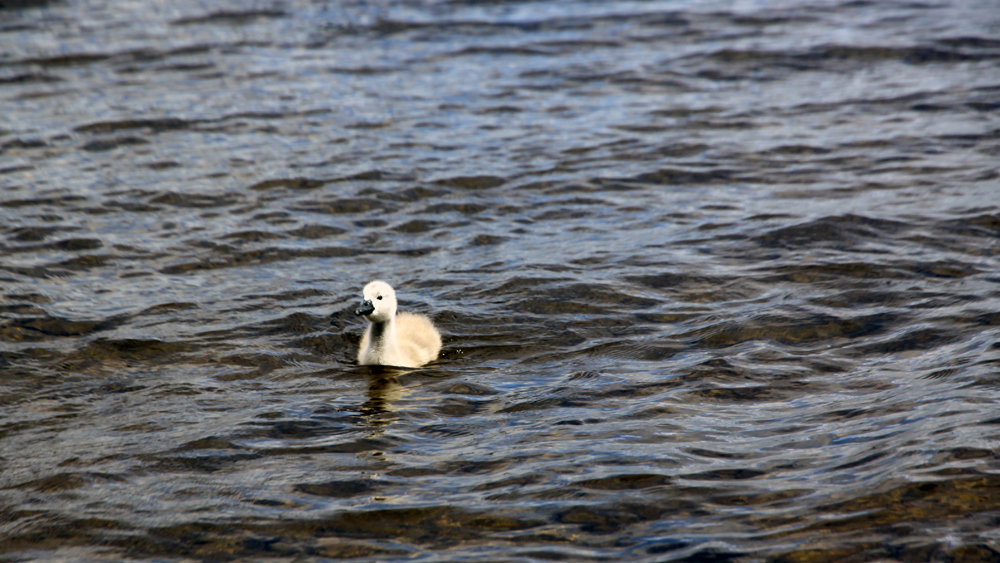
[356,281,441,368]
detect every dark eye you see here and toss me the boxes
[376,295,382,300]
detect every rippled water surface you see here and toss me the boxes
[2,0,1000,561]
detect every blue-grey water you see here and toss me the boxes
[1,0,999,561]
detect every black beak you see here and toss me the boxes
[355,300,375,316]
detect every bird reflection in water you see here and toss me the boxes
[357,367,411,425]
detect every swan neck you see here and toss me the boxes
[367,318,398,355]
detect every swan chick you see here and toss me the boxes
[355,280,441,368]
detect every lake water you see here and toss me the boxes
[2,0,999,561]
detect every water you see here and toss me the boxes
[2,0,999,561]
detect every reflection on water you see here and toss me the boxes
[362,372,408,418]
[1,0,1000,561]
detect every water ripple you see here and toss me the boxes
[2,0,1000,561]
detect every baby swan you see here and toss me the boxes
[355,280,441,368]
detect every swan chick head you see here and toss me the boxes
[355,280,397,322]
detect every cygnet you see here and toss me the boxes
[354,280,441,368]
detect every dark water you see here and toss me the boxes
[2,0,1000,561]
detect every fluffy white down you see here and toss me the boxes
[356,280,441,368]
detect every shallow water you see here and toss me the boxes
[2,0,1000,561]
